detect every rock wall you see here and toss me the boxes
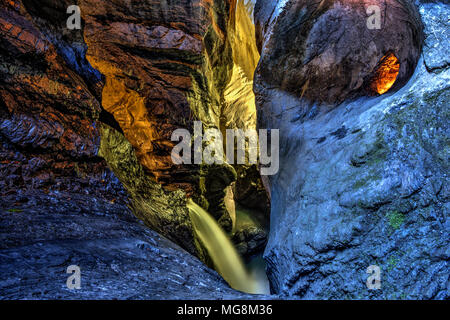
[76,0,237,257]
[78,0,266,257]
[0,190,269,299]
[0,0,125,202]
[0,0,269,261]
[0,0,270,295]
[79,0,270,258]
[4,0,445,300]
[255,0,448,299]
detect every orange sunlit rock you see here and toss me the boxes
[81,0,212,193]
[370,53,400,95]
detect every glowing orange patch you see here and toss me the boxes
[370,53,400,95]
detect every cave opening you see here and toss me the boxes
[369,52,401,95]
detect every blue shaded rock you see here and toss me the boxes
[0,191,270,300]
[255,0,449,299]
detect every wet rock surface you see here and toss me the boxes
[255,0,423,104]
[78,0,262,254]
[3,0,446,301]
[233,225,267,258]
[0,0,269,262]
[255,0,449,299]
[232,204,269,259]
[0,191,268,299]
[0,0,124,203]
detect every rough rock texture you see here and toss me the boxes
[234,164,271,215]
[255,0,449,299]
[77,0,237,254]
[0,0,267,289]
[232,203,269,258]
[233,224,267,257]
[0,0,269,263]
[77,0,269,256]
[255,0,423,104]
[98,123,201,259]
[0,191,269,299]
[79,0,270,258]
[222,0,270,225]
[0,0,126,202]
[81,0,208,190]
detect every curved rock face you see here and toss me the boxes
[0,0,125,201]
[255,0,449,299]
[0,190,267,300]
[78,0,257,256]
[0,0,269,262]
[255,0,423,104]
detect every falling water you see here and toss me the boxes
[187,199,262,294]
[185,0,268,295]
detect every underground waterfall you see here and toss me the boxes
[187,200,267,294]
[182,0,268,294]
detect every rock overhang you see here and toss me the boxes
[254,0,424,105]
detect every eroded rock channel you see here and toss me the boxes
[0,0,448,299]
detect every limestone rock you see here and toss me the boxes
[0,1,124,201]
[255,0,449,299]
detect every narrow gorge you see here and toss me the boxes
[0,0,448,300]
